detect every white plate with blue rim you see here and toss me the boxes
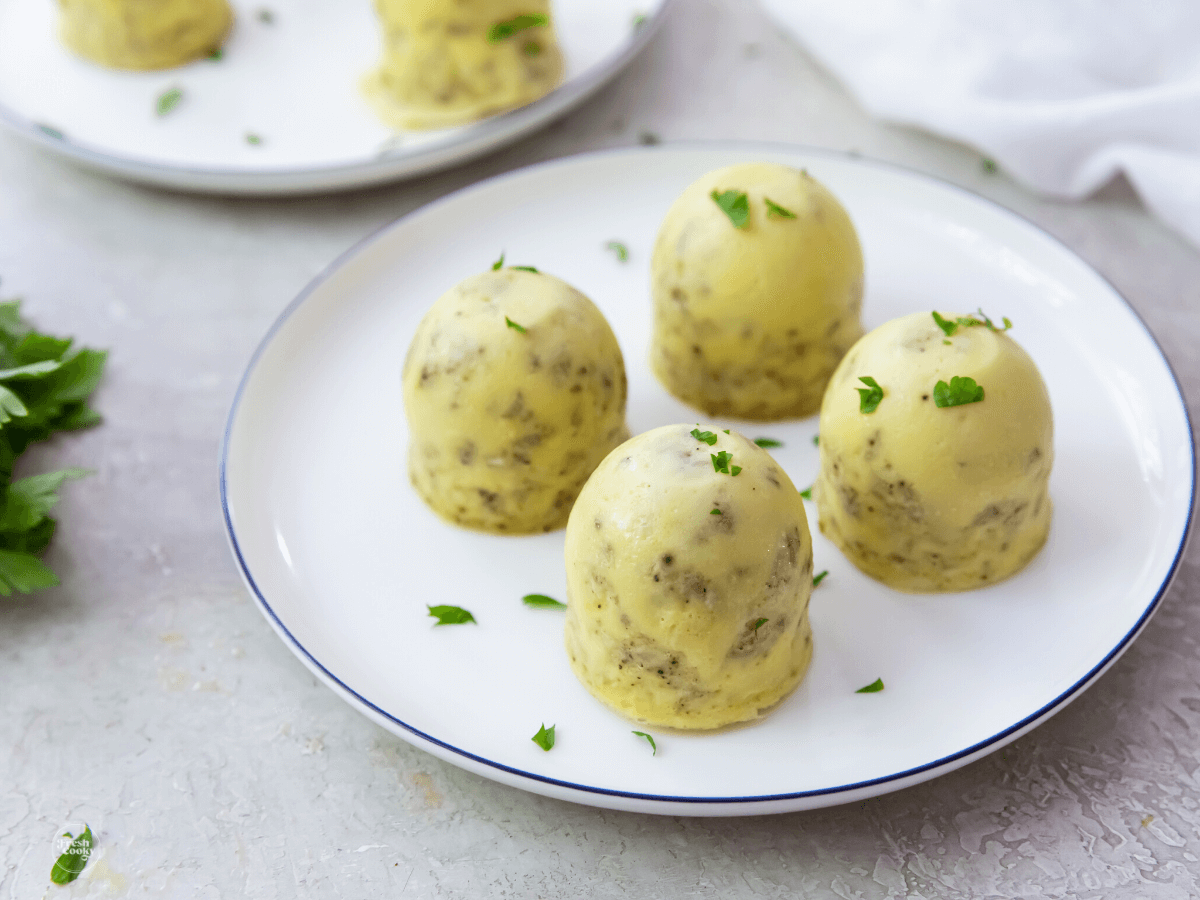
[220,144,1194,815]
[0,0,670,194]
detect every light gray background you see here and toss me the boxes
[2,1,1198,897]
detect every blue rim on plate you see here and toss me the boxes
[219,143,1196,811]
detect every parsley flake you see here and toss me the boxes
[427,604,476,625]
[606,240,629,262]
[932,311,957,336]
[856,678,884,693]
[690,427,718,446]
[764,197,797,219]
[710,189,750,229]
[532,723,555,751]
[492,252,505,270]
[753,617,768,631]
[488,13,549,43]
[812,570,828,587]
[812,434,819,446]
[753,437,783,448]
[982,157,998,174]
[632,730,656,754]
[245,133,263,146]
[933,376,984,408]
[523,594,566,609]
[523,40,541,56]
[504,316,527,333]
[156,87,183,117]
[711,451,741,476]
[207,47,224,61]
[510,265,539,273]
[800,486,812,500]
[50,825,93,885]
[856,376,884,413]
[632,12,647,29]
[710,508,722,515]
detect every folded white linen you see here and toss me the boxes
[760,0,1200,247]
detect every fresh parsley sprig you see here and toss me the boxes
[0,299,106,596]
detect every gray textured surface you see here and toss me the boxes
[2,0,1199,896]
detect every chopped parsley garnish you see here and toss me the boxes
[711,451,741,476]
[245,133,263,146]
[492,252,505,270]
[710,508,722,515]
[510,265,539,273]
[488,13,549,43]
[256,7,274,23]
[856,376,884,413]
[753,437,783,448]
[753,617,768,631]
[606,240,629,262]
[207,47,224,61]
[982,157,998,174]
[504,316,527,333]
[933,376,984,408]
[50,825,92,885]
[632,12,648,28]
[156,87,183,117]
[427,604,476,625]
[690,427,718,445]
[931,309,1012,337]
[812,570,828,587]
[632,731,656,754]
[523,41,541,56]
[710,189,750,229]
[532,723,555,751]
[523,593,566,609]
[812,434,819,446]
[799,486,812,500]
[764,197,797,219]
[856,678,884,693]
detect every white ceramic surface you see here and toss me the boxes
[0,0,667,193]
[220,145,1194,816]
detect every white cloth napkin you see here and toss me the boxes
[760,0,1200,247]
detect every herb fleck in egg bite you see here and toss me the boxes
[564,424,814,730]
[402,262,628,534]
[815,310,1053,592]
[650,162,864,420]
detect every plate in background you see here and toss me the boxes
[0,0,669,193]
[220,145,1194,815]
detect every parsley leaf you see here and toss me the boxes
[856,376,884,413]
[982,157,998,174]
[933,376,984,408]
[523,593,566,609]
[510,265,539,273]
[606,241,629,262]
[156,87,183,117]
[856,678,884,693]
[753,437,783,448]
[50,825,92,885]
[764,197,797,219]
[492,252,505,270]
[245,133,263,146]
[207,47,224,61]
[632,730,656,754]
[753,617,768,631]
[812,434,819,446]
[710,189,750,229]
[711,451,741,475]
[690,427,718,445]
[532,723,555,751]
[504,316,527,333]
[812,570,828,587]
[427,604,476,625]
[488,13,549,43]
[710,508,722,515]
[932,311,957,336]
[799,486,812,500]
